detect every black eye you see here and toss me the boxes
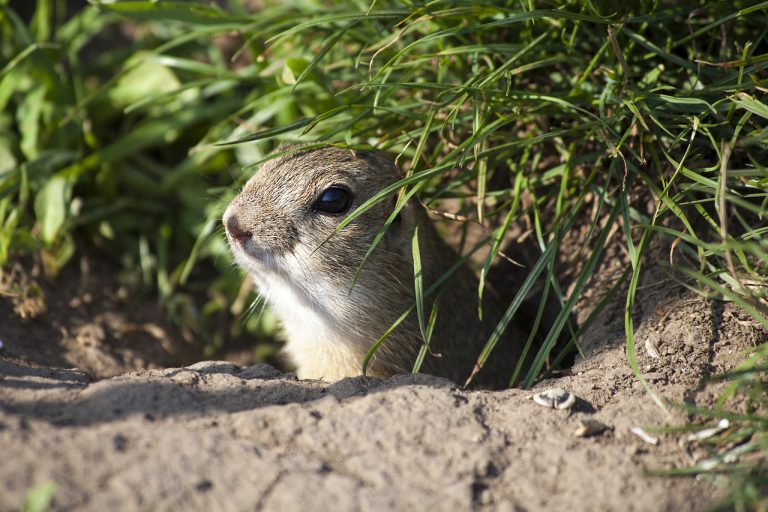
[313,187,352,214]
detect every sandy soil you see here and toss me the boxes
[1,254,764,511]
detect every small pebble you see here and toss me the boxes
[644,335,660,358]
[630,426,659,445]
[687,419,730,442]
[573,419,610,438]
[532,388,576,410]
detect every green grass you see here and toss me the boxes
[22,481,56,512]
[1,0,767,507]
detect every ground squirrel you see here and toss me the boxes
[224,146,537,389]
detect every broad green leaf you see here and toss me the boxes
[34,175,72,246]
[23,481,57,512]
[109,54,182,108]
[17,85,46,160]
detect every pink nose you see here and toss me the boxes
[225,215,251,242]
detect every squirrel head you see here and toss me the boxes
[223,146,414,290]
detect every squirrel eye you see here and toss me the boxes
[313,187,352,214]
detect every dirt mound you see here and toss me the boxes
[0,355,717,512]
[2,252,764,510]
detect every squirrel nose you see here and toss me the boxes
[225,215,252,242]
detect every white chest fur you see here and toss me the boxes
[255,270,365,381]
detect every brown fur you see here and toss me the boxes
[223,146,526,389]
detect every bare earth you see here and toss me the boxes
[1,256,763,511]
